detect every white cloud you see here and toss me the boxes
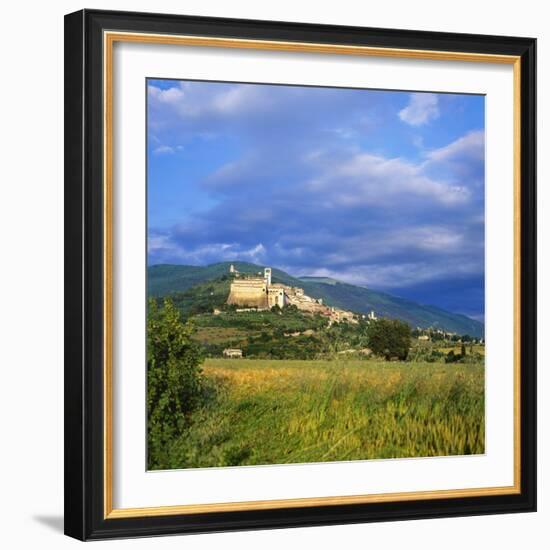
[423,130,485,185]
[306,150,470,207]
[147,84,185,104]
[327,127,357,140]
[148,233,267,265]
[203,158,252,189]
[149,82,268,121]
[152,144,184,155]
[213,85,267,114]
[427,130,485,163]
[184,242,267,264]
[364,226,465,254]
[399,93,440,126]
[153,145,175,155]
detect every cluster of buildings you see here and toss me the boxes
[415,327,484,344]
[226,265,362,325]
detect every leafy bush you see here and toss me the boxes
[147,298,205,469]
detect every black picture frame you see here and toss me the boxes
[64,9,536,541]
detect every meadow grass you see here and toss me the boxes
[161,358,485,469]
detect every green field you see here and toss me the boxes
[158,359,485,469]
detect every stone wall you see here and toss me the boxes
[227,278,268,308]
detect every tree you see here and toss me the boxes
[366,318,411,360]
[147,298,204,469]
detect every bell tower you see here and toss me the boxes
[264,267,272,287]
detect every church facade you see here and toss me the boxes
[226,267,285,309]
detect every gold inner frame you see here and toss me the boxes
[103,31,522,519]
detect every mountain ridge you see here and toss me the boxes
[148,262,484,337]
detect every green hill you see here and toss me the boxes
[148,262,484,337]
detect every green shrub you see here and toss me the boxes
[147,298,204,469]
[445,350,461,363]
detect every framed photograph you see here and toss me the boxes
[64,9,536,540]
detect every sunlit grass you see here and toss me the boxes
[159,358,484,469]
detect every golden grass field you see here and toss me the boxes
[160,358,485,469]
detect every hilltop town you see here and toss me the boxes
[226,264,375,325]
[148,262,485,338]
[146,263,484,362]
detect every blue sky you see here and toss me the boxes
[147,79,485,321]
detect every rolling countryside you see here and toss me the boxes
[148,262,484,337]
[147,262,485,470]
